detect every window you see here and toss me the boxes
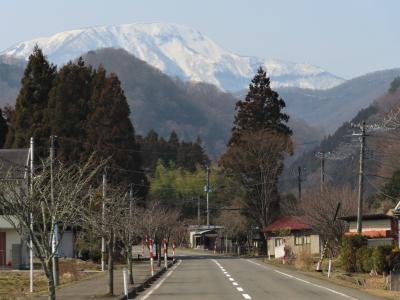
[275,238,283,247]
[295,236,303,245]
[305,235,311,244]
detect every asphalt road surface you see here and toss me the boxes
[137,253,385,300]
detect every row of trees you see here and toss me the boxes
[2,46,146,192]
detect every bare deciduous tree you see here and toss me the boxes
[0,159,99,300]
[297,185,357,256]
[220,130,293,234]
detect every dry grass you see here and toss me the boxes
[0,259,101,300]
[294,250,314,271]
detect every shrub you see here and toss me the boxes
[372,245,392,274]
[295,249,313,270]
[341,235,368,272]
[355,246,372,273]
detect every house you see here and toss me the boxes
[340,213,398,247]
[263,216,321,258]
[188,225,225,251]
[0,148,76,269]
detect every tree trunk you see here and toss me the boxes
[127,247,134,284]
[45,259,56,300]
[157,243,161,267]
[108,237,114,295]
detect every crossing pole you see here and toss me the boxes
[149,239,154,276]
[172,241,175,261]
[101,171,106,271]
[163,238,167,269]
[29,137,34,293]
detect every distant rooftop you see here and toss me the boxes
[263,216,311,233]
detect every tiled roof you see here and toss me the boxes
[263,216,311,232]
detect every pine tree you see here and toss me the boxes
[230,67,291,145]
[5,46,56,156]
[47,58,92,163]
[85,73,148,198]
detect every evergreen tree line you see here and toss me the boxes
[2,46,147,196]
[137,129,209,174]
[0,46,211,199]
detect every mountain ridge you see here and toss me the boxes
[0,22,344,91]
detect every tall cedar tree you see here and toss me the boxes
[47,58,92,163]
[84,72,148,198]
[230,67,291,145]
[5,46,56,157]
[222,67,293,236]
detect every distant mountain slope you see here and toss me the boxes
[278,69,400,133]
[0,56,24,106]
[281,88,400,198]
[0,22,344,91]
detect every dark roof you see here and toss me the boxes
[0,149,29,179]
[339,213,393,222]
[263,216,311,233]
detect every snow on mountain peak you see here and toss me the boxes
[0,22,344,91]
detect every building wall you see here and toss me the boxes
[348,219,391,232]
[2,229,21,265]
[267,234,320,257]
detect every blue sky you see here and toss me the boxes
[1,0,399,79]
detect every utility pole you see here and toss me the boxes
[319,151,325,191]
[297,166,302,201]
[128,184,134,284]
[50,135,59,286]
[205,166,210,228]
[101,171,107,271]
[197,196,200,227]
[29,137,34,293]
[356,121,366,234]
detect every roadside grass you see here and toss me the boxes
[0,259,101,300]
[263,257,400,300]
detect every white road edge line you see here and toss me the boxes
[246,260,358,300]
[242,293,252,299]
[139,260,182,300]
[237,287,244,292]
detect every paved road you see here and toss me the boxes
[137,254,385,300]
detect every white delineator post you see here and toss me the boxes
[163,239,167,269]
[328,259,332,278]
[29,137,34,293]
[172,242,175,261]
[149,239,154,276]
[123,267,128,298]
[142,240,145,258]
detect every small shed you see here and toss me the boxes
[263,216,321,258]
[188,225,224,251]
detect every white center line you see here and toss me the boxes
[212,259,252,299]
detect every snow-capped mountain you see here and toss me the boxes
[0,22,344,91]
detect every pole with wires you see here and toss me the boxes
[297,166,302,201]
[29,137,34,293]
[205,166,210,228]
[101,171,107,272]
[50,135,59,286]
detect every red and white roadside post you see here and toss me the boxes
[172,242,175,261]
[149,239,154,276]
[163,238,168,269]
